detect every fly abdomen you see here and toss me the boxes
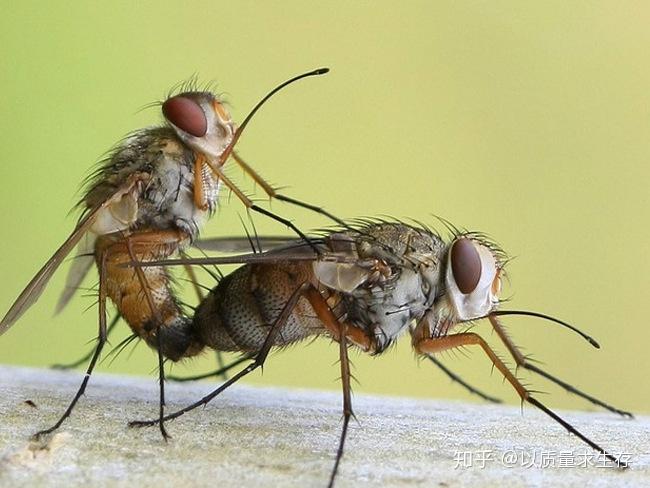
[193,268,261,352]
[95,230,204,361]
[193,262,322,352]
[143,315,202,362]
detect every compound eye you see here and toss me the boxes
[162,96,207,137]
[450,238,482,294]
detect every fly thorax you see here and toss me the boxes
[141,157,212,240]
[364,267,430,352]
[416,261,442,310]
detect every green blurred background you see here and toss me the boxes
[0,1,648,414]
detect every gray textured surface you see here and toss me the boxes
[0,365,647,488]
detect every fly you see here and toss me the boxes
[0,68,342,438]
[123,220,631,486]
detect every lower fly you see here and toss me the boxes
[118,220,631,487]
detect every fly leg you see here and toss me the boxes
[167,354,255,382]
[231,151,348,227]
[302,287,401,487]
[194,68,331,249]
[301,289,360,488]
[303,288,373,351]
[203,159,320,252]
[488,315,633,417]
[124,236,170,440]
[328,324,354,488]
[131,282,371,485]
[32,250,110,439]
[51,314,120,370]
[128,282,313,427]
[182,261,206,304]
[414,332,627,467]
[326,323,354,488]
[427,355,502,404]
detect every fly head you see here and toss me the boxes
[163,92,235,160]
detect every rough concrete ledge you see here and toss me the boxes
[0,365,647,487]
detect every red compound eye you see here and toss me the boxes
[162,96,207,137]
[450,238,482,294]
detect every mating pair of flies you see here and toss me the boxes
[0,68,632,487]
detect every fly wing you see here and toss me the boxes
[312,233,370,293]
[128,238,363,270]
[312,261,370,293]
[0,175,145,335]
[54,232,97,315]
[0,206,105,334]
[195,236,311,253]
[196,235,373,292]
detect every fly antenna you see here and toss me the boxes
[491,310,600,349]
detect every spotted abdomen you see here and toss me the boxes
[193,262,322,352]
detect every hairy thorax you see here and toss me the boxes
[84,127,220,241]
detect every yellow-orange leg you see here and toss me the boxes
[231,150,275,197]
[304,287,373,352]
[202,156,320,249]
[416,333,526,398]
[32,251,110,439]
[302,286,362,486]
[488,315,632,417]
[191,70,339,247]
[317,308,355,488]
[415,332,627,467]
[231,151,347,227]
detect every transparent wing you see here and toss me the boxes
[0,207,103,334]
[54,232,96,315]
[130,238,366,270]
[195,236,310,253]
[0,177,144,335]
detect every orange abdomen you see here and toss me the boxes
[95,230,203,361]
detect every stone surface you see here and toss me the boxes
[0,365,647,487]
